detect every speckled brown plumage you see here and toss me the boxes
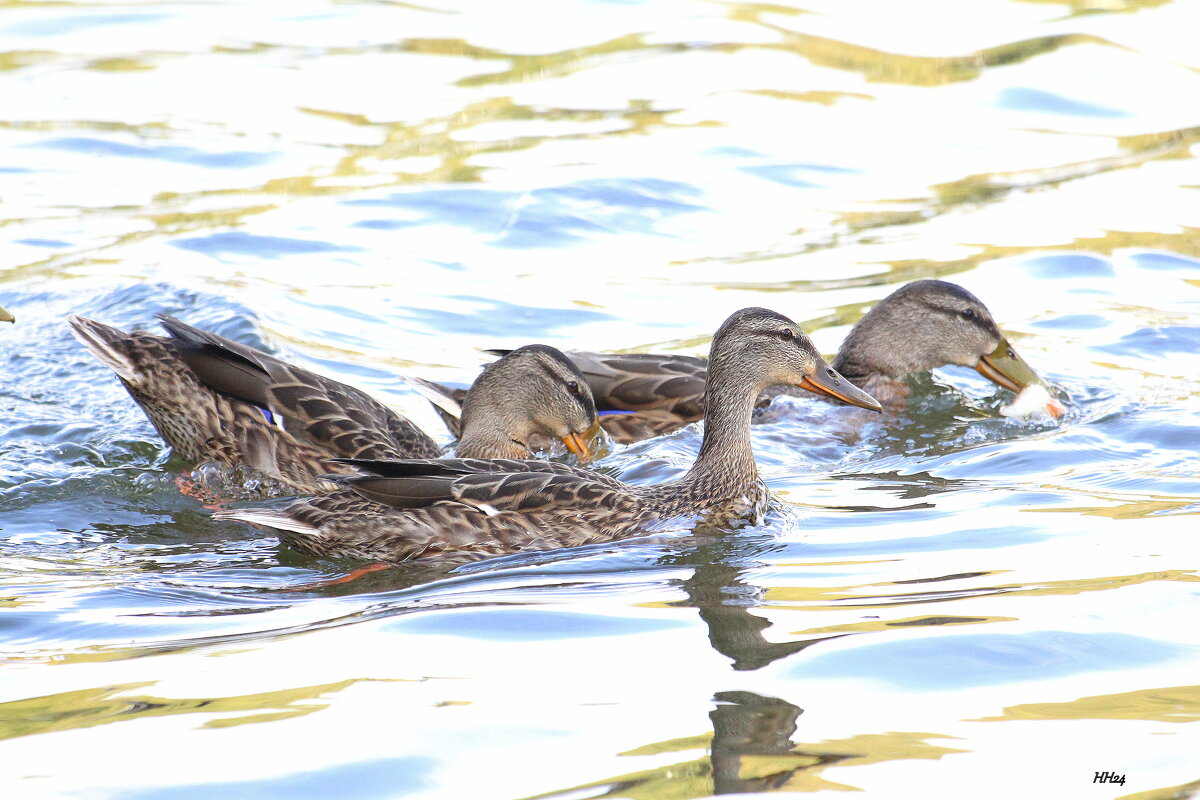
[68,316,601,494]
[560,280,1047,442]
[68,314,439,492]
[214,307,882,564]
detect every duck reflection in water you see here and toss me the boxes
[675,548,846,671]
[708,691,849,794]
[527,690,858,798]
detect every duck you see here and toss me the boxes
[534,280,1051,443]
[212,307,883,564]
[67,314,601,493]
[0,305,13,323]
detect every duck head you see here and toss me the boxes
[834,280,1044,394]
[460,343,603,461]
[709,307,882,412]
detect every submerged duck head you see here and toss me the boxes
[459,343,602,461]
[710,308,882,412]
[834,279,1043,394]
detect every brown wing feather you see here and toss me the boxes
[69,315,440,492]
[334,456,628,513]
[157,314,439,461]
[566,351,708,418]
[599,410,690,444]
[218,485,646,564]
[263,369,439,460]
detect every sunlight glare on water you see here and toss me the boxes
[2,0,1200,798]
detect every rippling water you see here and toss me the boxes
[3,1,1200,797]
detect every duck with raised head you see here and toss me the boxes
[548,280,1052,442]
[213,307,882,564]
[67,314,601,493]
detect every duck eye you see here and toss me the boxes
[961,308,975,320]
[566,380,580,394]
[778,328,795,342]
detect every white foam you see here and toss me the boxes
[1000,384,1065,420]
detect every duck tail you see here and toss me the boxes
[66,314,141,384]
[213,508,321,538]
[402,376,464,437]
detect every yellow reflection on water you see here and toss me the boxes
[523,720,965,799]
[1030,496,1200,519]
[790,614,1015,636]
[0,678,387,742]
[1121,778,1200,800]
[975,683,1200,723]
[765,569,1200,610]
[1015,0,1172,15]
[768,30,1113,87]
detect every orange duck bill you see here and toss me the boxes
[562,419,604,462]
[800,362,882,413]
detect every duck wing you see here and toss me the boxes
[333,457,628,514]
[157,314,439,460]
[558,351,708,419]
[599,409,691,444]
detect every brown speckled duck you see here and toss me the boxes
[67,314,601,493]
[552,280,1049,442]
[213,307,882,564]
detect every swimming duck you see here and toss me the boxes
[549,280,1049,442]
[0,305,13,323]
[213,307,882,563]
[68,315,600,493]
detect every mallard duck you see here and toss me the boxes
[0,305,13,323]
[541,280,1050,442]
[213,307,882,563]
[67,315,601,493]
[409,365,696,445]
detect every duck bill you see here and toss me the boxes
[0,306,12,324]
[562,420,603,463]
[976,339,1041,395]
[799,366,882,413]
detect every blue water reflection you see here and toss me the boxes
[397,296,617,337]
[8,13,168,37]
[996,87,1129,118]
[3,0,1200,795]
[345,178,705,247]
[32,137,276,169]
[387,608,684,640]
[1020,253,1115,279]
[1095,326,1200,360]
[173,232,361,257]
[789,632,1187,690]
[120,758,435,800]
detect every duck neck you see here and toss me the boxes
[457,426,528,460]
[682,358,761,493]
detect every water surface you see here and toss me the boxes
[2,1,1200,798]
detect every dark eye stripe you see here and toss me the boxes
[933,301,993,335]
[573,384,596,416]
